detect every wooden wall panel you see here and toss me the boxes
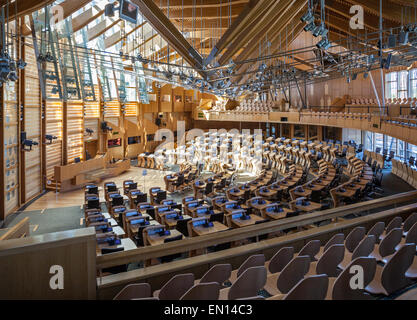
[104,100,120,118]
[125,102,138,117]
[45,101,63,179]
[23,37,42,201]
[67,101,84,163]
[4,81,19,217]
[84,119,98,142]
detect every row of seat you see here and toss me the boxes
[112,213,417,300]
[392,159,417,189]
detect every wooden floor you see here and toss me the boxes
[24,167,172,211]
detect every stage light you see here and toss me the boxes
[304,22,316,32]
[312,24,327,37]
[316,37,331,50]
[301,9,314,24]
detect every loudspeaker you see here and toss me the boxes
[384,54,392,70]
[387,34,397,48]
[399,31,409,45]
[105,3,116,17]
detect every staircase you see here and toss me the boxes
[46,178,61,192]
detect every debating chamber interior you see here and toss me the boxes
[3,0,417,304]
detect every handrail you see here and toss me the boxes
[96,190,417,269]
[196,109,417,146]
[0,218,30,241]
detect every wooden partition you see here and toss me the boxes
[160,84,173,112]
[3,81,20,219]
[22,38,42,202]
[45,100,63,179]
[0,228,96,299]
[67,101,84,163]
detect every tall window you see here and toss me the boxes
[385,72,398,99]
[398,71,408,99]
[410,69,417,98]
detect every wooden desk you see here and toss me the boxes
[334,189,356,198]
[263,207,294,220]
[306,184,325,191]
[258,189,278,199]
[231,214,265,228]
[129,220,161,236]
[293,189,312,198]
[293,201,322,212]
[96,238,137,256]
[164,215,192,229]
[145,229,183,246]
[191,221,229,236]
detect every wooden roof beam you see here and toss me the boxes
[204,0,264,65]
[217,0,281,65]
[158,0,249,9]
[344,0,406,24]
[232,0,307,64]
[131,0,206,77]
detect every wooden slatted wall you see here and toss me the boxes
[45,100,63,179]
[23,38,42,200]
[67,101,84,163]
[4,81,19,217]
[84,100,99,140]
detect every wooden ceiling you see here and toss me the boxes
[7,0,410,84]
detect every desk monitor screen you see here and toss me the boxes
[165,213,178,220]
[130,218,146,225]
[196,208,207,215]
[163,200,174,205]
[266,206,275,213]
[151,188,160,193]
[147,227,164,236]
[184,196,194,202]
[226,203,236,209]
[232,212,243,220]
[188,202,198,208]
[131,190,141,196]
[140,204,152,209]
[113,207,126,213]
[159,207,169,212]
[193,219,207,227]
[126,210,139,217]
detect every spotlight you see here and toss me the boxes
[17,59,26,70]
[301,9,314,24]
[316,37,331,50]
[0,51,11,82]
[105,3,117,17]
[304,22,316,32]
[45,135,57,144]
[8,61,18,82]
[45,52,55,63]
[312,25,328,38]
